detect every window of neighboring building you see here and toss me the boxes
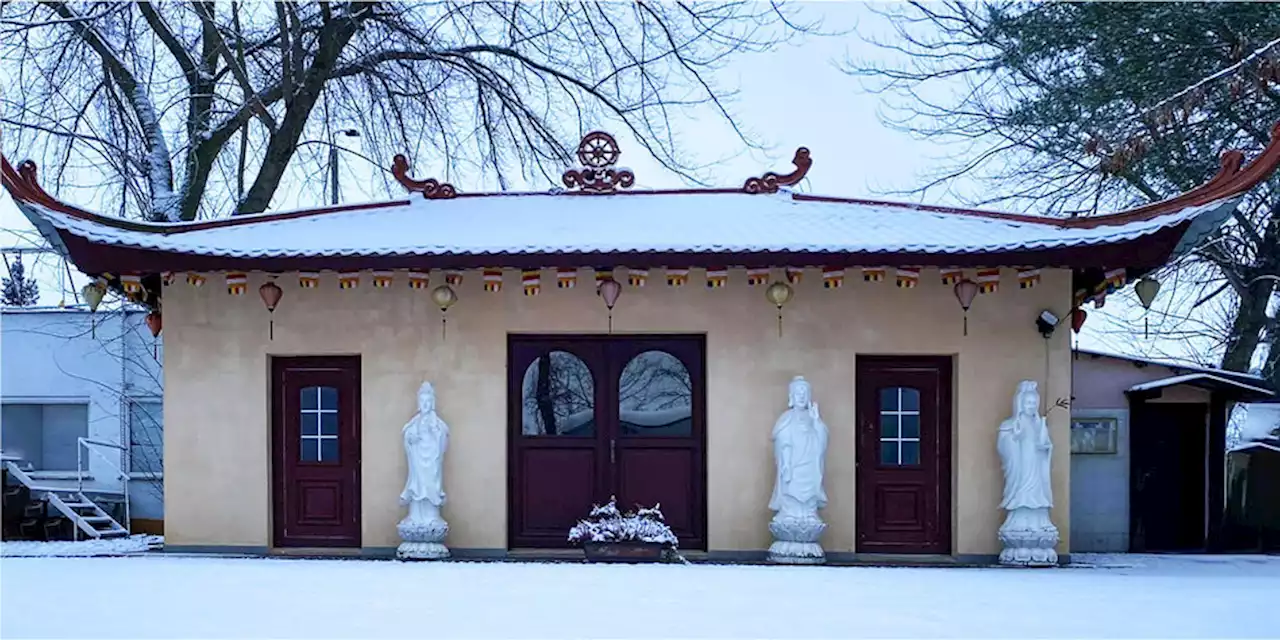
[129,399,163,476]
[1071,417,1118,454]
[0,403,89,470]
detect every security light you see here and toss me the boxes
[1036,310,1060,339]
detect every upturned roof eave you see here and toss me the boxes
[5,120,1279,269]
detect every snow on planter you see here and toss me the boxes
[567,498,678,547]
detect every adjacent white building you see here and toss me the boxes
[1,305,163,531]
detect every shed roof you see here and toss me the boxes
[1127,373,1276,402]
[1230,439,1280,455]
[1078,348,1269,384]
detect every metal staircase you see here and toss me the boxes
[44,490,129,539]
[4,452,130,540]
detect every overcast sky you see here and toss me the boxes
[0,3,1207,364]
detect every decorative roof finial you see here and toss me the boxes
[743,147,812,194]
[391,154,457,200]
[562,132,635,194]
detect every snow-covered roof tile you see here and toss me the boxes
[16,192,1236,260]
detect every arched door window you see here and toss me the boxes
[520,351,595,436]
[617,350,692,437]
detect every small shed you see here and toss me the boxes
[1070,350,1274,552]
[1225,404,1280,552]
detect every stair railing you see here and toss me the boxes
[76,437,130,536]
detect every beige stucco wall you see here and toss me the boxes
[163,266,1073,555]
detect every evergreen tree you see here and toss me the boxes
[2,255,40,306]
[853,2,1280,388]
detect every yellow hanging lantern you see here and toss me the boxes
[1134,276,1161,337]
[82,281,106,312]
[765,281,794,337]
[431,285,458,340]
[81,280,107,337]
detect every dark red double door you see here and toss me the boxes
[508,335,706,549]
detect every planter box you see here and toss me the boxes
[582,541,668,563]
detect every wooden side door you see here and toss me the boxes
[508,338,608,548]
[1131,402,1209,551]
[609,336,707,549]
[856,356,952,554]
[272,356,361,548]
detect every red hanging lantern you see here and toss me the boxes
[145,310,162,358]
[145,311,163,337]
[259,279,284,340]
[597,277,622,332]
[1071,307,1088,333]
[953,279,980,336]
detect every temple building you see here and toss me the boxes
[5,127,1279,561]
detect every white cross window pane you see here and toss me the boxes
[300,386,339,462]
[879,387,922,467]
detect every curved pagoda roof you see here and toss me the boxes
[5,128,1280,307]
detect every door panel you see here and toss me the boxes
[272,356,361,548]
[508,340,607,548]
[616,447,697,540]
[857,356,951,554]
[508,335,706,550]
[609,339,706,548]
[518,448,599,535]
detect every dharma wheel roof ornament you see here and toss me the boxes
[562,132,636,194]
[391,154,457,200]
[743,147,812,194]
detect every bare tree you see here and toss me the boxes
[1,1,815,222]
[848,2,1280,387]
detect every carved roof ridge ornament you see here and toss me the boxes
[562,132,635,194]
[2,158,61,210]
[391,154,457,200]
[743,147,812,194]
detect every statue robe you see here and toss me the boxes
[997,415,1053,510]
[400,412,448,508]
[769,408,828,516]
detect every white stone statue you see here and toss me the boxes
[767,376,829,564]
[996,380,1059,566]
[397,381,450,560]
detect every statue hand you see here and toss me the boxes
[809,402,820,420]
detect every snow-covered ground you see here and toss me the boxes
[2,554,1278,638]
[0,534,162,557]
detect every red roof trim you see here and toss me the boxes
[2,155,414,234]
[790,193,1071,227]
[174,200,413,232]
[5,121,1279,234]
[1058,121,1280,228]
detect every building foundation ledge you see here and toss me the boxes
[159,545,1070,567]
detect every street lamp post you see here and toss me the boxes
[329,129,360,205]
